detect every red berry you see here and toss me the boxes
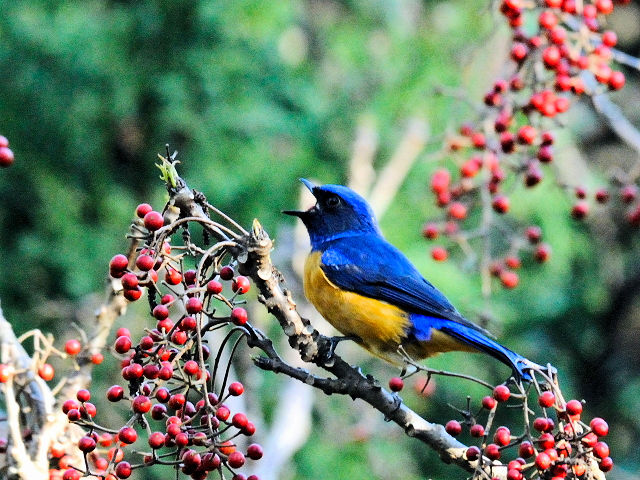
[466,446,481,460]
[228,451,245,469]
[538,391,555,408]
[492,195,510,214]
[168,393,186,410]
[595,188,610,203]
[431,246,448,262]
[78,435,96,452]
[0,147,14,167]
[207,280,223,294]
[590,417,609,436]
[595,0,613,14]
[388,377,404,392]
[232,412,249,429]
[431,169,451,194]
[232,276,251,294]
[38,363,55,381]
[537,145,554,163]
[470,424,485,437]
[61,399,79,413]
[220,266,235,280]
[533,417,549,432]
[534,243,551,263]
[482,395,497,410]
[246,443,263,460]
[132,395,151,413]
[123,288,142,301]
[519,441,535,458]
[106,385,124,403]
[181,316,197,331]
[571,201,589,219]
[500,271,519,289]
[80,402,96,418]
[121,273,139,290]
[118,426,137,444]
[185,297,203,314]
[542,46,561,68]
[565,399,582,416]
[538,432,555,449]
[602,30,617,47]
[0,135,8,148]
[609,71,625,90]
[599,456,614,472]
[171,330,187,345]
[109,254,129,276]
[460,159,480,178]
[507,468,523,480]
[494,426,511,446]
[143,211,164,231]
[485,443,501,460]
[114,336,132,354]
[65,339,82,356]
[148,432,165,449]
[216,405,231,421]
[152,304,169,320]
[184,360,199,377]
[493,385,511,402]
[63,469,81,480]
[229,382,244,396]
[539,9,558,29]
[135,254,155,271]
[448,202,467,220]
[231,307,248,326]
[510,42,528,63]
[136,203,153,219]
[115,461,132,479]
[593,441,609,458]
[76,389,91,402]
[535,452,551,470]
[445,420,462,436]
[505,256,521,269]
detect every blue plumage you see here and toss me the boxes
[285,180,536,381]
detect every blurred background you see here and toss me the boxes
[1,1,639,478]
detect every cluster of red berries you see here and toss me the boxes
[59,203,262,479]
[440,384,613,479]
[0,135,14,168]
[423,0,636,289]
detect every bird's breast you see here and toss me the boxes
[303,251,411,361]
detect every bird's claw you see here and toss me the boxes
[318,335,359,365]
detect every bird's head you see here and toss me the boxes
[284,179,379,247]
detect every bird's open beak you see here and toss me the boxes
[283,178,317,217]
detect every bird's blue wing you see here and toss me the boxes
[319,234,492,337]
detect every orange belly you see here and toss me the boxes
[304,251,411,362]
[303,251,475,363]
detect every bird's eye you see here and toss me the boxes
[325,196,341,209]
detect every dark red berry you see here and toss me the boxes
[0,147,14,167]
[229,382,244,396]
[232,276,251,294]
[445,420,462,436]
[231,307,248,326]
[538,391,555,408]
[220,266,235,280]
[143,211,164,231]
[493,385,510,402]
[388,377,404,392]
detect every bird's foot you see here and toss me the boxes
[318,334,359,365]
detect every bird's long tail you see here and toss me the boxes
[440,323,538,381]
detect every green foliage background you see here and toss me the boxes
[0,1,639,478]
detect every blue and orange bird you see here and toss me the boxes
[284,179,539,381]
